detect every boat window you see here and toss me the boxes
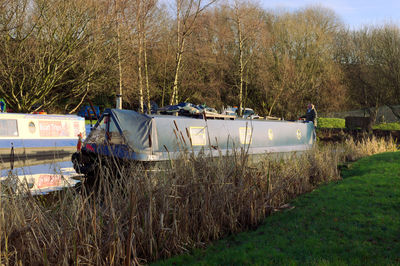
[0,119,19,137]
[239,126,252,144]
[268,128,273,141]
[189,127,206,146]
[28,121,36,134]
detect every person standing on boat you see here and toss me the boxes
[0,98,6,113]
[300,103,317,127]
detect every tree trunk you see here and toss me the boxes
[161,44,170,108]
[171,40,184,106]
[170,0,182,106]
[68,80,90,114]
[137,2,144,113]
[116,0,123,109]
[235,5,244,117]
[144,37,151,114]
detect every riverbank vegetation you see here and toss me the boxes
[373,122,400,131]
[0,137,396,264]
[1,0,400,128]
[156,151,400,265]
[317,118,346,129]
[317,117,400,131]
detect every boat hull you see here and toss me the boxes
[73,109,316,176]
[0,113,86,167]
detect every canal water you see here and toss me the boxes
[0,124,93,195]
[1,159,81,195]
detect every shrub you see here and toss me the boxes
[0,138,396,264]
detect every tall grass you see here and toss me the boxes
[0,137,396,265]
[341,136,397,162]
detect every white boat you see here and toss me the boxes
[72,109,316,178]
[0,112,86,166]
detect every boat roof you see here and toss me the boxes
[0,112,84,120]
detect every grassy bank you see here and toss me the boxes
[318,117,400,131]
[157,151,400,265]
[0,137,397,264]
[373,122,400,131]
[318,117,346,128]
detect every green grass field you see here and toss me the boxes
[318,117,400,131]
[318,117,346,128]
[373,123,400,131]
[155,152,400,265]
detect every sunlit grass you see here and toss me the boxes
[156,151,400,265]
[318,117,345,128]
[373,122,400,131]
[318,118,400,131]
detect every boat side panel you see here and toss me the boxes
[80,109,315,162]
[0,114,85,141]
[153,116,314,154]
[0,114,85,158]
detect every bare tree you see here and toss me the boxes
[259,7,345,118]
[136,0,157,113]
[0,0,109,113]
[169,0,217,105]
[115,0,124,109]
[341,24,400,128]
[229,0,263,116]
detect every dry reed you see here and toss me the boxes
[0,137,396,265]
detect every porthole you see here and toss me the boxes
[268,128,273,140]
[296,129,302,140]
[28,121,36,134]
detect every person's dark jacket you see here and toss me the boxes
[301,108,317,127]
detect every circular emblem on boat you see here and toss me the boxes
[296,129,302,140]
[28,121,36,134]
[268,128,273,140]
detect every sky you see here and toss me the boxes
[260,0,400,29]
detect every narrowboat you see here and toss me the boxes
[72,108,315,176]
[0,113,86,165]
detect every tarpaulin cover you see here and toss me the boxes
[111,109,158,153]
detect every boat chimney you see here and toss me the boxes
[116,94,122,109]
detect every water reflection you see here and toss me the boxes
[1,160,81,195]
